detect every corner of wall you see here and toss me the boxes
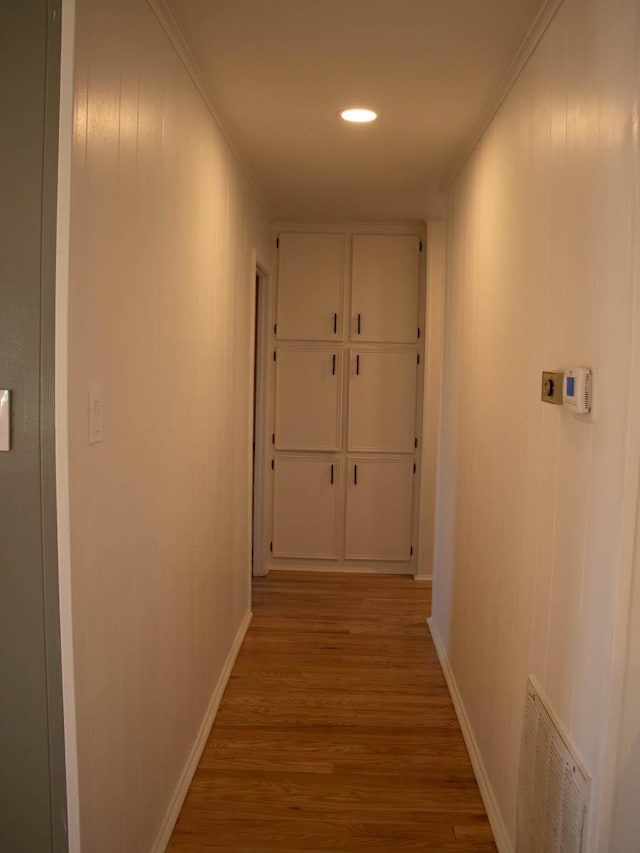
[416,220,445,582]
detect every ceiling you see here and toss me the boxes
[166,0,546,221]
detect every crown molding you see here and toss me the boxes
[445,0,565,189]
[146,0,271,217]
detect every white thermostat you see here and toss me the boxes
[563,367,592,414]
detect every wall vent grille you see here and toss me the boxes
[516,678,590,853]
[583,371,592,412]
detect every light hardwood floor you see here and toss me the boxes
[167,572,497,852]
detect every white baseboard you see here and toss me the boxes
[267,564,413,576]
[151,610,253,853]
[427,617,513,853]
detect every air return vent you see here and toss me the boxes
[517,678,591,853]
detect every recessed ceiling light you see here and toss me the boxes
[340,108,378,123]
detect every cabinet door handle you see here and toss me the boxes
[356,354,360,375]
[332,353,336,375]
[354,464,358,485]
[333,312,338,334]
[357,313,361,335]
[330,464,334,485]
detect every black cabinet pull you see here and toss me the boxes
[333,312,338,334]
[330,464,334,485]
[357,313,361,335]
[356,354,360,375]
[332,353,336,375]
[354,464,358,485]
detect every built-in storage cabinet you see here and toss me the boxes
[275,346,342,451]
[351,234,420,343]
[268,229,423,570]
[276,233,344,340]
[272,456,340,559]
[345,459,414,561]
[348,349,417,453]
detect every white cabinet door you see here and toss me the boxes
[348,349,417,453]
[275,346,342,451]
[345,459,414,561]
[272,456,340,559]
[277,233,344,340]
[351,234,420,343]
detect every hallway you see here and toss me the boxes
[32,0,640,849]
[168,573,496,851]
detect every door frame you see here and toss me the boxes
[42,3,69,847]
[55,0,80,847]
[249,253,272,578]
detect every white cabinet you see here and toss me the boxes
[276,233,344,340]
[345,459,414,561]
[351,234,420,343]
[348,349,417,453]
[272,456,340,559]
[268,228,423,571]
[275,346,342,451]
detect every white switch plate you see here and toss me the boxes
[88,390,103,444]
[0,390,10,451]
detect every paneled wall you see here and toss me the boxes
[66,0,271,848]
[610,497,640,850]
[431,0,640,849]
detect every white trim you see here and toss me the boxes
[445,0,564,188]
[145,0,270,218]
[55,0,80,849]
[248,251,257,579]
[428,617,513,853]
[151,609,253,853]
[269,564,413,576]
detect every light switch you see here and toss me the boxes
[88,390,103,444]
[0,390,10,451]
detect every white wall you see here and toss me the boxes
[431,0,640,849]
[609,476,640,851]
[66,0,271,848]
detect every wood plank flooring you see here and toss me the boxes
[167,572,496,852]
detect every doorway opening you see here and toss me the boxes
[251,263,270,578]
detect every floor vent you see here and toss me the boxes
[516,678,591,853]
